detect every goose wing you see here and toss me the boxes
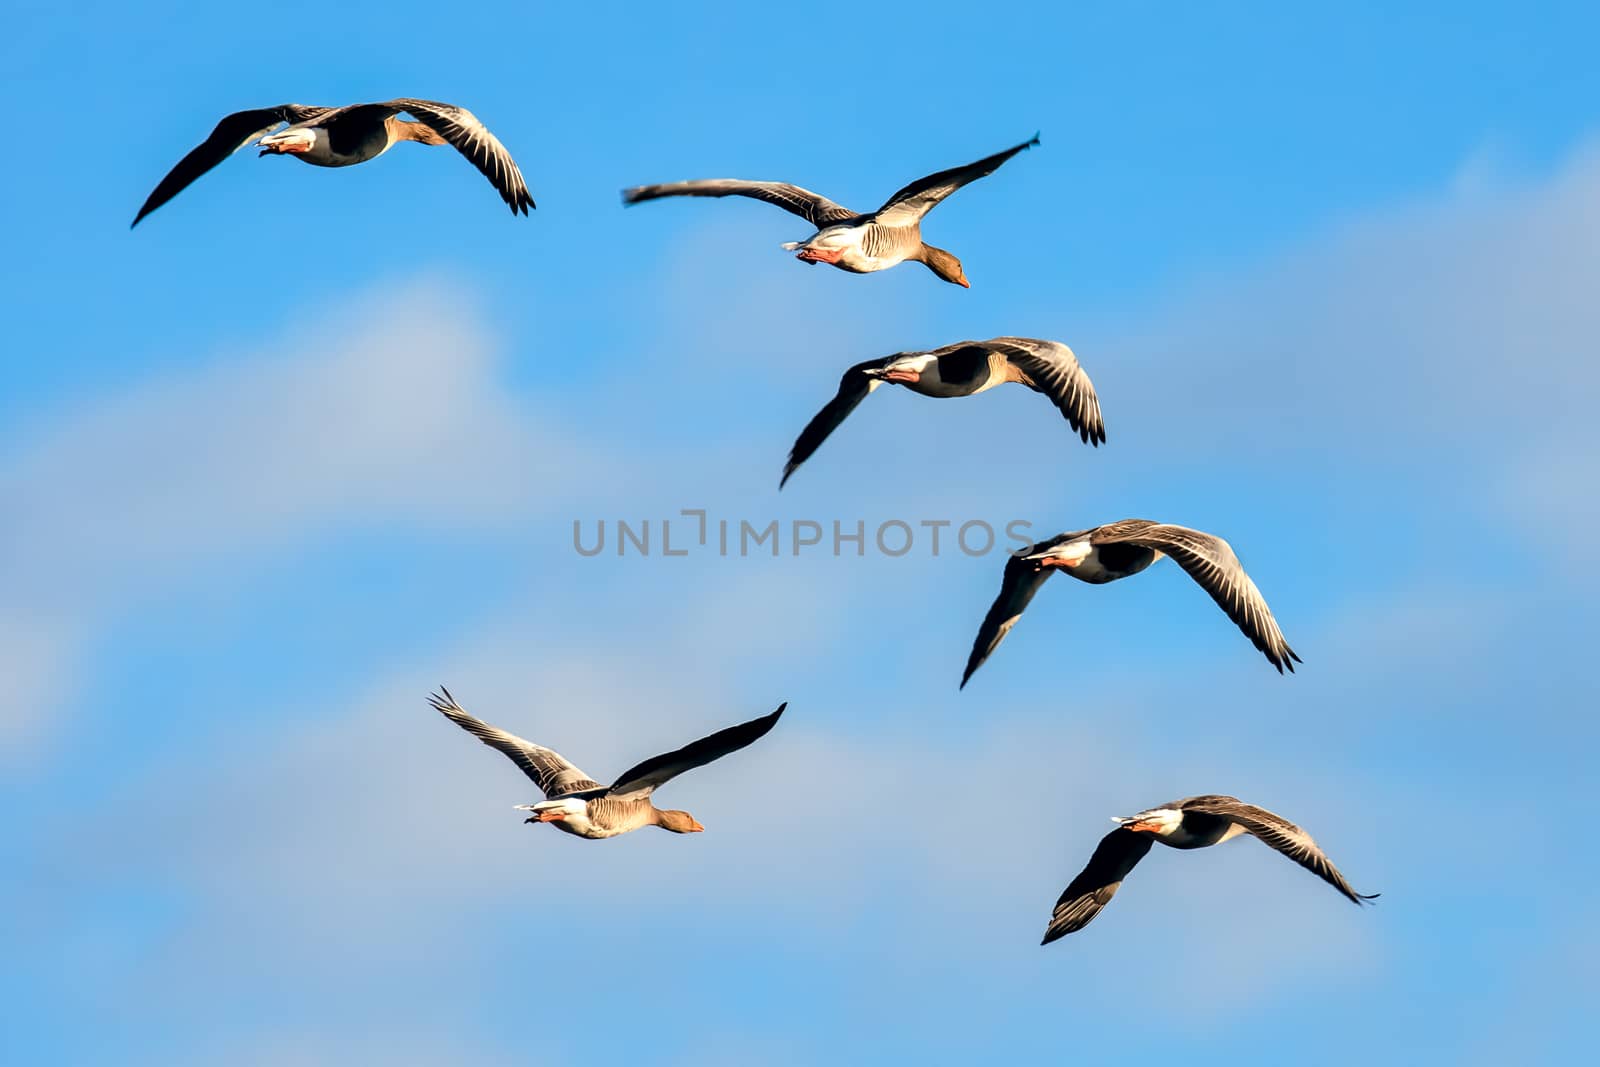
[985,337,1105,445]
[383,98,535,214]
[429,689,602,798]
[960,546,1061,689]
[1181,796,1378,905]
[1041,828,1155,943]
[873,134,1039,227]
[781,357,895,487]
[1093,522,1301,672]
[131,103,335,226]
[621,179,857,228]
[605,704,786,803]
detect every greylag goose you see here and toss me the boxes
[1042,794,1377,943]
[621,135,1039,286]
[429,689,784,839]
[782,337,1104,487]
[962,519,1300,687]
[132,99,534,226]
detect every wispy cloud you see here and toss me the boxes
[0,276,584,760]
[1094,140,1600,484]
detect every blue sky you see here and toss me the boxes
[4,3,1598,1064]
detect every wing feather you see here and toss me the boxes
[960,550,1058,689]
[985,337,1105,445]
[606,704,786,802]
[781,358,895,487]
[387,98,535,214]
[1181,796,1378,905]
[1095,522,1301,672]
[1041,828,1155,944]
[621,179,857,227]
[874,134,1039,226]
[429,689,601,798]
[131,104,334,226]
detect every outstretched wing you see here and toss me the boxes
[873,133,1039,227]
[984,337,1105,445]
[1094,522,1301,673]
[606,704,786,802]
[621,179,858,228]
[960,549,1058,689]
[781,357,895,487]
[132,104,334,226]
[382,98,535,214]
[1181,796,1378,905]
[1041,828,1155,944]
[429,688,601,798]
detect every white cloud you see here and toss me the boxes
[6,275,558,572]
[0,613,76,754]
[1112,143,1600,449]
[0,275,588,763]
[184,1029,528,1067]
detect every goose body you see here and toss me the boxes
[517,794,654,840]
[781,220,928,274]
[429,689,784,840]
[961,519,1300,687]
[256,119,397,168]
[875,348,1007,398]
[133,98,535,226]
[1025,533,1159,585]
[782,337,1103,487]
[1041,794,1378,944]
[622,135,1039,286]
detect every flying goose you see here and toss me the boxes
[962,519,1300,687]
[621,135,1040,286]
[132,99,535,226]
[782,337,1104,487]
[429,689,784,839]
[1042,794,1377,943]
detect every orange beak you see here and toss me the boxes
[690,820,705,833]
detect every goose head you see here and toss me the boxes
[257,128,316,157]
[1115,808,1182,835]
[865,353,936,386]
[919,244,970,288]
[656,809,705,834]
